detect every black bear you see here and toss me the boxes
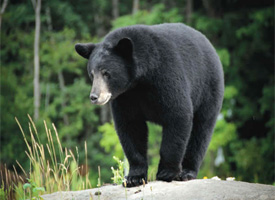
[75,23,224,187]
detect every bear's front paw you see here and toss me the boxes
[174,169,197,181]
[156,169,180,182]
[123,175,147,187]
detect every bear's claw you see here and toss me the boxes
[123,175,147,187]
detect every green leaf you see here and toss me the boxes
[33,187,46,193]
[23,183,32,190]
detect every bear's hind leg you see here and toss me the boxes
[177,108,220,181]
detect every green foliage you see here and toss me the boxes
[111,156,126,185]
[192,13,223,38]
[22,179,45,200]
[208,118,237,152]
[47,1,89,34]
[194,6,274,183]
[230,131,274,183]
[112,4,183,29]
[216,48,230,73]
[1,28,34,169]
[147,123,162,181]
[236,8,273,41]
[0,181,9,200]
[99,122,124,159]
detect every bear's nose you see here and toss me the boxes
[90,93,98,103]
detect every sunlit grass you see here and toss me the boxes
[1,115,92,200]
[111,156,125,185]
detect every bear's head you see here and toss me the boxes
[75,38,135,105]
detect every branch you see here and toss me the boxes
[36,0,41,13]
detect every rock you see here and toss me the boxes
[41,179,275,200]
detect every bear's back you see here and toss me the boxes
[105,23,223,101]
[106,23,218,67]
[150,23,219,62]
[150,23,204,42]
[106,23,207,49]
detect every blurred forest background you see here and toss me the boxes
[1,0,274,189]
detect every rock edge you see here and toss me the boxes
[41,179,275,200]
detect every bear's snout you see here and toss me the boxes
[89,91,112,105]
[90,93,99,103]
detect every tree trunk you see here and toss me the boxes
[185,0,193,24]
[132,0,139,15]
[33,0,41,121]
[112,0,119,20]
[0,0,8,31]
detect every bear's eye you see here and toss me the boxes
[102,70,110,79]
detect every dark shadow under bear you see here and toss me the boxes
[75,23,224,187]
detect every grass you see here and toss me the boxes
[1,116,157,200]
[1,115,92,200]
[111,156,125,185]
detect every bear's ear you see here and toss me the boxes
[75,43,96,59]
[114,38,133,59]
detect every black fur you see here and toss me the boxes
[75,23,224,187]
